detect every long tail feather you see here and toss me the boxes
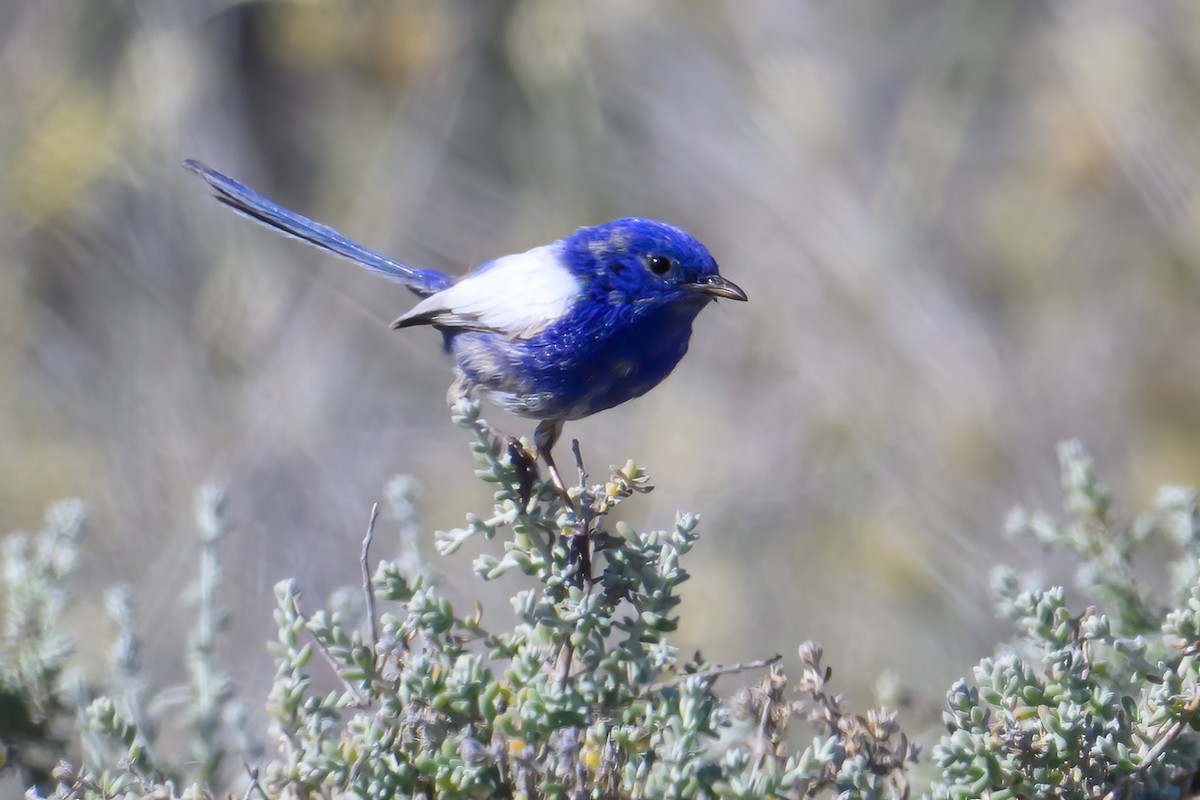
[183,159,451,296]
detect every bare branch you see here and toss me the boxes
[361,502,380,654]
[648,655,783,695]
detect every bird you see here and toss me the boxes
[182,159,747,496]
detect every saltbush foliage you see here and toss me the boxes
[4,412,1200,798]
[930,443,1200,800]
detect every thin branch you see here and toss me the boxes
[571,438,588,489]
[751,673,778,775]
[241,761,267,800]
[555,640,575,692]
[361,502,380,654]
[568,438,594,590]
[294,601,369,707]
[647,655,783,695]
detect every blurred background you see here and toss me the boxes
[5,0,1200,750]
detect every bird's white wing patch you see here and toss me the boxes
[394,244,581,337]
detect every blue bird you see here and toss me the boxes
[183,160,746,495]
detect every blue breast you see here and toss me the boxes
[449,295,708,421]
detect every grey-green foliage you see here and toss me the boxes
[11,419,1200,800]
[40,411,1200,798]
[253,398,918,799]
[1,487,256,797]
[0,500,82,785]
[930,441,1200,800]
[14,400,917,800]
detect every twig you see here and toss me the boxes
[647,654,783,695]
[241,760,267,800]
[361,502,380,654]
[556,640,575,692]
[1104,689,1200,800]
[294,601,369,707]
[571,438,588,489]
[751,670,778,774]
[567,438,594,589]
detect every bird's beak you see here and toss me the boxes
[688,274,748,301]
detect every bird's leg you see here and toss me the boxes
[534,420,569,501]
[537,421,596,587]
[448,372,538,504]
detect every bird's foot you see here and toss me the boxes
[544,461,575,508]
[500,433,578,510]
[507,421,593,586]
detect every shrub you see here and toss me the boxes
[5,409,1200,798]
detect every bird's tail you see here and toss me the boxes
[183,159,452,296]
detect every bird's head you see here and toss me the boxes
[560,218,746,309]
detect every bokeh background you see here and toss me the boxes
[5,0,1200,751]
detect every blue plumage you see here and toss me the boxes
[184,159,746,492]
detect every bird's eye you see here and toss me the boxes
[646,255,672,276]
